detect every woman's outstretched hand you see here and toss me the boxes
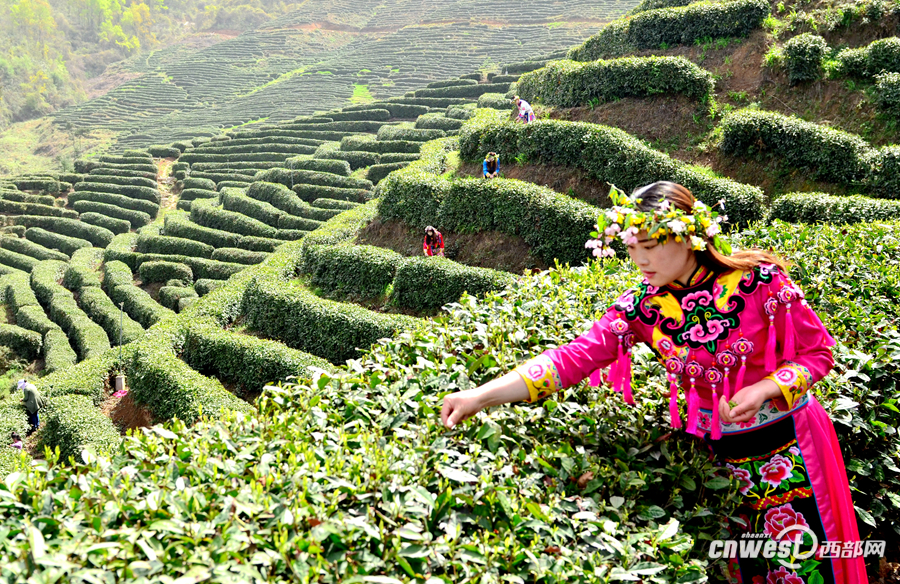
[718,379,783,424]
[439,371,532,429]
[440,389,484,429]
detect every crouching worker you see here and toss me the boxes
[483,152,500,179]
[19,379,44,436]
[423,226,445,257]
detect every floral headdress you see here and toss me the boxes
[585,185,731,258]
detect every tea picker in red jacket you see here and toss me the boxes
[423,226,444,257]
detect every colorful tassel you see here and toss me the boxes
[723,369,731,400]
[622,351,634,405]
[711,387,722,440]
[735,356,747,394]
[686,384,699,435]
[668,374,682,429]
[732,336,754,395]
[764,314,777,372]
[784,302,796,360]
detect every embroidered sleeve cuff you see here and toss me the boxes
[514,354,562,403]
[765,361,813,410]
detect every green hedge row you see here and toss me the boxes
[1,191,56,205]
[84,173,157,189]
[89,167,156,181]
[0,323,42,360]
[342,102,430,118]
[136,234,214,258]
[223,187,324,227]
[24,227,91,257]
[425,79,478,89]
[368,162,410,184]
[505,60,549,74]
[75,181,160,204]
[783,33,828,84]
[192,161,283,172]
[303,244,402,298]
[0,199,77,219]
[148,145,181,158]
[311,198,359,210]
[719,108,899,196]
[416,113,466,131]
[39,394,121,463]
[0,236,69,261]
[195,278,225,296]
[179,187,219,202]
[301,200,379,248]
[183,317,333,395]
[191,197,278,239]
[0,247,40,272]
[319,109,390,122]
[10,178,67,193]
[210,247,269,265]
[191,171,256,184]
[340,136,422,154]
[69,191,159,218]
[61,248,102,290]
[386,96,472,108]
[292,184,370,204]
[255,168,373,191]
[413,82,511,99]
[187,143,318,157]
[1,272,39,312]
[377,126,446,142]
[136,253,245,281]
[102,261,174,328]
[241,275,418,365]
[769,191,900,223]
[833,37,900,78]
[568,0,769,60]
[31,260,110,361]
[76,160,156,174]
[517,56,715,107]
[79,212,130,235]
[179,152,301,165]
[476,93,514,110]
[446,104,477,120]
[278,121,389,133]
[314,149,380,170]
[182,177,217,191]
[283,157,352,177]
[460,110,765,226]
[17,304,58,336]
[139,261,193,284]
[875,72,900,116]
[162,212,279,252]
[77,287,146,345]
[200,137,323,149]
[391,256,515,311]
[44,329,77,372]
[38,347,116,404]
[158,285,198,312]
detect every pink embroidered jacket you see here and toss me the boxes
[514,264,835,440]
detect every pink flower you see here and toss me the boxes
[766,566,804,584]
[789,446,800,456]
[681,290,713,310]
[737,416,757,428]
[706,223,720,238]
[698,412,711,429]
[763,504,809,543]
[604,224,621,237]
[759,454,794,488]
[686,319,726,343]
[727,464,755,495]
[669,219,686,234]
[619,226,639,246]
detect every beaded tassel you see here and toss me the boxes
[710,385,722,440]
[732,337,754,396]
[722,369,731,400]
[622,351,634,405]
[735,355,747,394]
[684,357,703,435]
[764,310,777,372]
[668,373,682,429]
[613,335,624,393]
[784,301,796,360]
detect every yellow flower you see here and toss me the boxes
[700,217,710,228]
[688,225,695,233]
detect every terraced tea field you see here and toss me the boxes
[50,0,634,151]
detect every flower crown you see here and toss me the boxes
[586,186,731,258]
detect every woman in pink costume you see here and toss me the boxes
[441,182,867,583]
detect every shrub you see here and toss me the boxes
[460,111,765,226]
[136,234,214,259]
[1,191,56,205]
[768,191,900,224]
[833,37,900,78]
[0,247,40,272]
[16,305,58,336]
[0,199,77,218]
[0,324,42,360]
[182,177,217,190]
[158,286,199,312]
[242,275,419,364]
[0,225,26,237]
[195,279,226,296]
[108,283,174,328]
[62,248,103,290]
[12,216,114,247]
[79,212,130,235]
[101,261,134,292]
[782,33,828,84]
[280,121,388,133]
[89,167,156,181]
[69,191,159,218]
[77,287,146,345]
[1,273,38,311]
[869,145,900,198]
[0,236,69,261]
[303,244,402,298]
[254,168,373,191]
[24,227,91,257]
[391,257,516,311]
[83,173,156,189]
[417,112,467,131]
[377,126,446,142]
[42,328,76,372]
[10,178,63,193]
[274,229,309,241]
[314,149,381,170]
[246,182,312,217]
[719,109,870,184]
[139,261,193,284]
[238,236,282,253]
[517,56,715,107]
[299,200,379,249]
[278,215,323,230]
[103,233,141,271]
[380,153,421,164]
[425,79,478,89]
[311,198,359,210]
[163,213,241,249]
[210,247,269,265]
[74,181,160,204]
[183,317,334,395]
[220,189,284,227]
[39,395,121,462]
[148,145,182,158]
[191,198,278,239]
[476,93,514,110]
[137,255,246,281]
[368,162,410,184]
[179,188,219,202]
[386,96,472,108]
[293,184,370,203]
[340,136,423,155]
[413,82,510,99]
[322,109,390,122]
[874,72,900,116]
[72,201,151,228]
[283,157,351,176]
[446,104,477,120]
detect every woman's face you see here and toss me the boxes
[626,230,697,287]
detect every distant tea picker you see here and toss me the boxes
[423,226,444,257]
[514,96,535,123]
[441,182,867,584]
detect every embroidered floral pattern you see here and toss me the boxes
[515,355,562,403]
[727,464,756,495]
[765,361,813,409]
[716,350,737,369]
[759,454,794,488]
[766,567,805,584]
[763,503,810,543]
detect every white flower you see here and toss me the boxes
[718,198,726,211]
[605,210,619,222]
[669,219,686,234]
[690,235,706,250]
[658,199,671,211]
[706,223,720,238]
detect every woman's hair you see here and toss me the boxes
[425,225,436,243]
[632,181,788,273]
[10,432,20,442]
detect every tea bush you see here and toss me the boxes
[459,110,765,227]
[12,216,114,247]
[78,212,131,235]
[38,394,121,463]
[0,236,69,262]
[0,323,42,360]
[782,33,828,84]
[517,56,715,107]
[191,197,278,239]
[303,244,403,299]
[769,192,900,223]
[875,72,900,116]
[158,285,199,312]
[138,261,194,284]
[832,36,900,78]
[69,190,160,217]
[391,256,516,311]
[136,234,215,259]
[24,227,91,257]
[77,287,146,345]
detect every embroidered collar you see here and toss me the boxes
[666,264,715,290]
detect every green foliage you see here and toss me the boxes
[254,167,373,191]
[210,247,269,265]
[391,256,516,311]
[148,145,182,158]
[629,0,694,14]
[517,56,715,107]
[183,317,333,396]
[340,135,423,155]
[376,125,447,142]
[24,227,91,257]
[75,181,160,204]
[769,192,900,223]
[0,236,69,262]
[39,395,121,463]
[875,72,900,116]
[191,197,278,239]
[104,260,173,329]
[158,285,199,312]
[179,188,219,202]
[43,329,77,372]
[303,244,402,299]
[569,0,769,60]
[138,261,193,284]
[77,287,146,345]
[314,148,382,170]
[0,198,78,218]
[78,212,131,235]
[136,234,214,259]
[301,200,379,248]
[71,199,154,227]
[195,278,226,296]
[459,110,765,227]
[284,157,352,177]
[367,161,410,184]
[870,146,900,197]
[413,82,511,99]
[0,324,42,360]
[12,216,114,247]
[182,177,217,191]
[475,93,513,110]
[832,37,900,78]
[782,33,828,84]
[62,248,103,290]
[425,78,479,89]
[84,172,156,190]
[292,184,371,204]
